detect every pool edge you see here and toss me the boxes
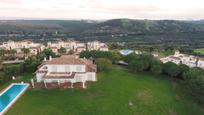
[0,83,29,115]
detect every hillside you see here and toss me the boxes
[1,19,204,34]
[83,19,204,34]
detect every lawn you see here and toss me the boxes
[194,48,204,55]
[4,66,204,115]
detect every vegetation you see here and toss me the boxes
[21,48,30,57]
[58,47,67,54]
[95,58,112,71]
[5,66,204,115]
[163,62,181,77]
[80,50,121,63]
[41,48,56,58]
[194,48,204,55]
[184,68,204,104]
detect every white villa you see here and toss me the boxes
[0,40,109,57]
[35,55,97,89]
[47,40,108,54]
[160,51,204,69]
[47,40,78,54]
[87,41,109,51]
[0,40,45,56]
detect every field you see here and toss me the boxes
[194,48,204,55]
[3,66,204,115]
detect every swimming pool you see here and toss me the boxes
[0,83,29,114]
[120,50,133,56]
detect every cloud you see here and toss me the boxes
[0,0,204,20]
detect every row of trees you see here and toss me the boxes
[0,48,30,57]
[0,48,58,85]
[80,50,122,71]
[125,53,204,104]
[80,50,121,63]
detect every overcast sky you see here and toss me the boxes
[0,0,204,20]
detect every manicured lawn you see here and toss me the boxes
[5,66,204,115]
[194,48,204,55]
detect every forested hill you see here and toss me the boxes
[83,19,204,34]
[0,19,204,35]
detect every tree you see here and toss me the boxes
[183,67,204,104]
[21,48,30,57]
[0,49,6,57]
[3,64,24,81]
[128,60,143,72]
[58,47,67,54]
[24,56,41,72]
[163,62,180,77]
[179,64,189,78]
[8,49,17,56]
[42,48,56,58]
[150,59,163,74]
[95,58,112,71]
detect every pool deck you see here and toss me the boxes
[0,83,29,115]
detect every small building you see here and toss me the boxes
[35,55,97,89]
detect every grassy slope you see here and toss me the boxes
[5,66,204,115]
[194,48,204,55]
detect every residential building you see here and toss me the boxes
[160,51,204,69]
[35,55,97,89]
[0,40,45,57]
[87,41,109,51]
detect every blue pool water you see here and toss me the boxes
[120,50,133,56]
[0,84,27,113]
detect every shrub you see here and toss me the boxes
[150,59,163,74]
[163,62,180,77]
[95,58,112,71]
[183,68,204,104]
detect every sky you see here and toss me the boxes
[0,0,204,20]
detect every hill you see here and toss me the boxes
[82,19,204,34]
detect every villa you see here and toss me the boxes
[35,55,97,89]
[160,51,204,69]
[47,40,77,54]
[87,41,109,51]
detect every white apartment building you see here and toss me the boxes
[47,40,109,54]
[0,40,45,55]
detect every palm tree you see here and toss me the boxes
[21,48,30,57]
[9,49,17,57]
[0,49,6,57]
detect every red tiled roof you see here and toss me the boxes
[43,55,97,72]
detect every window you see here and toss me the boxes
[76,66,82,72]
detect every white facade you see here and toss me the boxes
[87,41,109,51]
[47,40,109,54]
[35,55,97,88]
[0,40,45,55]
[160,51,204,69]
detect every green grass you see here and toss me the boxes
[194,48,204,55]
[3,66,204,115]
